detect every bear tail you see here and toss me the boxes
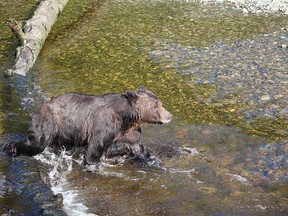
[3,139,45,157]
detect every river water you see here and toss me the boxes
[0,0,287,215]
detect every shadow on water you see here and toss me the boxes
[0,64,48,134]
[0,75,29,134]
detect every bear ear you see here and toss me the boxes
[138,86,147,93]
[126,90,138,102]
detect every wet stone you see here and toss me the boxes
[260,95,271,101]
[0,135,66,216]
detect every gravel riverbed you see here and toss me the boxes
[201,0,288,14]
[151,28,288,121]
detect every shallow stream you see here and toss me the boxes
[0,0,287,215]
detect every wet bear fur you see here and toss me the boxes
[4,87,172,164]
[106,127,149,160]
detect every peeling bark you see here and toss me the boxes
[6,0,69,76]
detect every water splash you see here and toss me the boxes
[34,149,97,216]
[86,162,125,178]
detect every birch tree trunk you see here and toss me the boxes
[6,0,69,76]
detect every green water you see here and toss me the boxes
[0,0,37,134]
[0,0,287,215]
[37,0,287,139]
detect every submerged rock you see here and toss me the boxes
[0,134,66,216]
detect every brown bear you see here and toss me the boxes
[4,87,173,164]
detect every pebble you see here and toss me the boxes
[150,30,288,120]
[260,95,271,101]
[242,8,249,13]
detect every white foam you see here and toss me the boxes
[256,204,267,210]
[86,162,125,178]
[181,147,202,156]
[169,168,196,178]
[228,173,251,185]
[34,149,97,216]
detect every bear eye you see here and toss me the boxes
[152,101,158,108]
[156,101,162,107]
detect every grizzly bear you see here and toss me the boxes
[4,87,173,164]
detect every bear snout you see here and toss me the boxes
[159,108,173,124]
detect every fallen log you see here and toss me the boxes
[5,0,69,76]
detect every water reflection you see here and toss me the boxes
[0,0,39,134]
[0,75,30,134]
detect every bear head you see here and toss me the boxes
[126,87,173,125]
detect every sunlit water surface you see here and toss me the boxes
[0,0,287,215]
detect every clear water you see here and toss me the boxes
[0,0,287,215]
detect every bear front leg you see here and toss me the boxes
[84,144,104,164]
[84,120,118,164]
[84,134,113,164]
